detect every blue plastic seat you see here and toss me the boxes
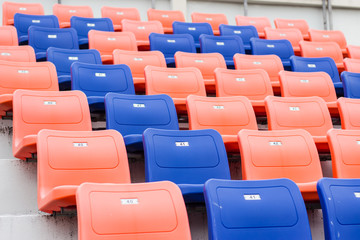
[172,21,213,50]
[14,13,59,44]
[204,178,312,240]
[70,16,114,46]
[149,33,196,66]
[291,56,343,94]
[317,178,360,240]
[105,93,179,152]
[341,71,360,98]
[28,26,78,61]
[47,47,102,91]
[199,34,245,68]
[251,38,294,69]
[71,62,135,112]
[143,128,230,202]
[219,24,258,53]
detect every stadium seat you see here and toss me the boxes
[204,178,312,240]
[187,95,257,152]
[149,33,196,66]
[100,6,141,31]
[347,45,360,59]
[343,58,360,73]
[53,4,93,28]
[14,13,59,44]
[144,66,206,114]
[215,68,273,115]
[2,1,44,26]
[70,16,114,46]
[309,29,348,55]
[143,128,230,202]
[317,178,360,240]
[341,71,360,98]
[105,93,179,151]
[0,45,35,62]
[28,26,79,61]
[121,19,164,50]
[337,97,360,130]
[264,27,303,55]
[200,34,245,68]
[88,29,137,64]
[191,12,228,35]
[147,9,185,34]
[76,181,191,240]
[174,51,227,93]
[37,129,130,214]
[274,18,310,40]
[265,96,333,152]
[172,21,213,50]
[233,53,283,94]
[71,62,135,112]
[12,90,91,160]
[235,16,271,38]
[0,26,18,46]
[219,24,259,53]
[47,47,102,90]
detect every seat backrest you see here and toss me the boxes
[347,45,360,59]
[265,96,333,136]
[204,178,312,240]
[250,38,294,62]
[70,16,114,40]
[76,181,191,240]
[105,93,179,136]
[0,26,18,46]
[344,58,360,73]
[309,29,347,50]
[235,16,271,37]
[191,12,228,34]
[219,24,259,47]
[264,27,303,49]
[187,95,257,135]
[71,62,135,98]
[143,128,230,183]
[0,46,35,62]
[172,22,213,46]
[317,178,360,240]
[100,6,140,31]
[3,1,44,25]
[274,18,309,38]
[299,40,343,65]
[337,97,360,129]
[341,71,360,98]
[121,19,164,43]
[53,4,93,28]
[215,68,273,99]
[147,9,185,33]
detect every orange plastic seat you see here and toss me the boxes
[235,16,271,38]
[0,46,35,62]
[53,4,93,28]
[0,26,18,46]
[147,9,185,34]
[37,129,130,213]
[191,12,228,35]
[101,6,141,32]
[309,29,347,55]
[88,30,137,64]
[347,45,360,59]
[76,181,191,240]
[113,50,166,93]
[2,1,44,26]
[12,90,91,160]
[187,95,257,152]
[121,19,164,50]
[233,53,283,95]
[274,18,310,40]
[337,97,360,130]
[175,51,227,93]
[264,27,303,55]
[215,68,273,115]
[265,96,333,152]
[145,66,206,114]
[343,58,360,73]
[279,70,338,116]
[238,129,323,201]
[0,60,58,119]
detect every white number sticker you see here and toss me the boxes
[44,101,56,105]
[18,70,29,74]
[87,23,95,27]
[213,105,224,110]
[236,78,245,82]
[316,47,323,51]
[95,73,106,77]
[32,20,40,23]
[267,44,275,48]
[69,10,77,13]
[107,38,116,41]
[133,103,145,108]
[307,64,316,68]
[355,192,360,198]
[168,75,178,79]
[121,199,139,205]
[19,7,27,10]
[134,57,143,61]
[269,141,282,146]
[137,26,145,30]
[188,27,196,31]
[253,61,262,65]
[1,53,10,56]
[234,30,242,34]
[162,15,169,18]
[175,142,189,147]
[323,35,330,38]
[68,56,78,60]
[195,59,204,63]
[206,18,213,21]
[116,12,124,15]
[73,142,88,147]
[300,79,309,83]
[216,42,225,46]
[167,40,176,43]
[48,35,57,39]
[289,107,300,111]
[244,194,261,200]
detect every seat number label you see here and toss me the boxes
[323,35,330,38]
[244,194,261,200]
[206,18,213,21]
[176,142,189,147]
[269,141,282,146]
[267,44,275,48]
[307,64,316,68]
[253,61,262,65]
[87,23,95,27]
[280,33,286,37]
[234,30,241,34]
[95,73,106,77]
[18,70,29,74]
[167,40,176,43]
[134,57,143,61]
[213,105,224,109]
[19,7,27,10]
[121,199,139,205]
[44,101,56,105]
[48,35,57,38]
[133,103,145,108]
[162,15,169,18]
[356,141,360,145]
[195,59,204,63]
[316,47,323,51]
[1,53,10,56]
[73,142,88,147]
[355,192,360,198]
[137,26,145,30]
[288,23,294,26]
[32,20,40,23]
[188,27,196,31]
[300,79,309,83]
[236,78,245,82]
[107,38,116,41]
[117,12,124,15]
[68,56,78,60]
[216,42,225,46]
[168,75,178,79]
[289,107,300,111]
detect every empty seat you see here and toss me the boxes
[204,178,312,239]
[149,33,196,66]
[101,6,140,32]
[76,181,191,240]
[191,12,228,35]
[3,1,44,26]
[219,24,259,52]
[47,47,102,90]
[105,93,179,151]
[309,29,347,55]
[143,128,230,202]
[37,129,130,213]
[144,66,206,114]
[337,97,360,130]
[53,4,93,28]
[70,16,114,46]
[347,45,360,59]
[0,26,18,46]
[12,90,92,160]
[88,30,137,64]
[317,178,360,240]
[0,45,35,62]
[172,21,213,50]
[341,71,360,98]
[121,19,164,50]
[235,16,271,38]
[215,68,273,115]
[264,27,303,55]
[14,13,59,44]
[147,9,185,34]
[274,18,310,40]
[174,51,227,93]
[28,26,79,61]
[343,58,360,73]
[187,95,257,152]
